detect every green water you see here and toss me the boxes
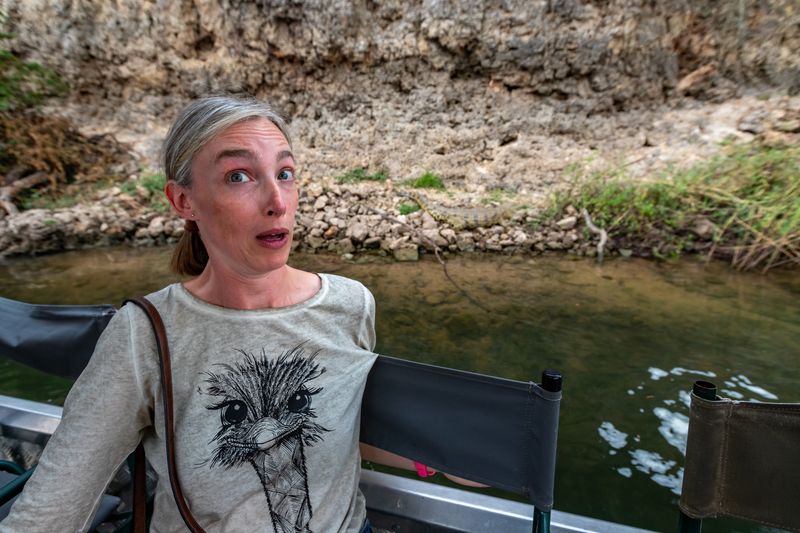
[1,246,798,532]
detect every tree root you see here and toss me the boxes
[0,171,50,216]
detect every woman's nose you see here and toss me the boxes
[262,179,287,217]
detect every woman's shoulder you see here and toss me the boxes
[319,273,373,300]
[117,283,184,323]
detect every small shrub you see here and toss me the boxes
[410,171,445,190]
[398,202,420,215]
[335,168,388,184]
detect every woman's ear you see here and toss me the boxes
[165,180,193,219]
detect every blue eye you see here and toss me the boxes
[227,170,251,183]
[277,169,295,181]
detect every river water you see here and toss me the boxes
[1,246,798,532]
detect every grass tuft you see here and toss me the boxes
[409,171,445,190]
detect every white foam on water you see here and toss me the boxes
[629,449,682,495]
[648,367,669,381]
[740,384,778,400]
[598,421,628,450]
[663,399,675,405]
[627,389,635,395]
[617,467,633,478]
[609,450,617,455]
[629,449,675,474]
[730,374,779,400]
[652,469,684,495]
[722,389,744,399]
[679,389,692,408]
[653,407,689,454]
[670,367,717,378]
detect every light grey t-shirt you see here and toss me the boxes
[2,274,378,533]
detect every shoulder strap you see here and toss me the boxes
[124,297,207,533]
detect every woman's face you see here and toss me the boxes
[175,118,298,278]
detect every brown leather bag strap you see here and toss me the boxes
[125,297,207,533]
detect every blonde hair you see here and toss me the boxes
[162,95,291,276]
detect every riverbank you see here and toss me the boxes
[1,129,797,273]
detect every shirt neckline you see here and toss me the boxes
[173,273,329,317]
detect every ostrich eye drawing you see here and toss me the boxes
[287,390,311,413]
[221,400,248,425]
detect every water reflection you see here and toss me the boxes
[0,247,798,532]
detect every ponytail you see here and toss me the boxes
[171,220,208,276]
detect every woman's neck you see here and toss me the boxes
[183,265,321,310]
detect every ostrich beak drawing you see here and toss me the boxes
[202,344,329,533]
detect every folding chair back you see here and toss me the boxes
[0,297,115,379]
[679,380,800,533]
[361,355,562,532]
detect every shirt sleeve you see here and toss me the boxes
[358,284,377,352]
[0,305,157,533]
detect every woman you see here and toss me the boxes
[1,95,438,533]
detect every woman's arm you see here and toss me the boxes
[1,307,156,532]
[359,443,488,487]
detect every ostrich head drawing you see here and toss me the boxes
[202,344,329,533]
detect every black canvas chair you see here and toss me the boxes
[361,355,562,533]
[678,380,800,533]
[0,297,115,380]
[0,297,563,532]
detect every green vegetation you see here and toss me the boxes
[397,202,420,215]
[120,173,166,196]
[0,26,67,112]
[20,189,80,210]
[335,168,388,184]
[120,173,170,212]
[551,142,800,271]
[409,171,446,190]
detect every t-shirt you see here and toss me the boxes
[1,274,378,533]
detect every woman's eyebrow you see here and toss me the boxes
[214,148,254,163]
[213,149,294,164]
[277,149,294,163]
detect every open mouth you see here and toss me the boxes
[257,232,286,242]
[256,229,290,248]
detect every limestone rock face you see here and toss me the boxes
[0,1,798,196]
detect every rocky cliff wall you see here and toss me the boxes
[1,1,798,195]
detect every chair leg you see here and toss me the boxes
[678,511,702,533]
[532,507,550,533]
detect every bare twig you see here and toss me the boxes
[581,208,608,263]
[367,205,489,312]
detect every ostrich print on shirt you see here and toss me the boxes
[201,344,330,533]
